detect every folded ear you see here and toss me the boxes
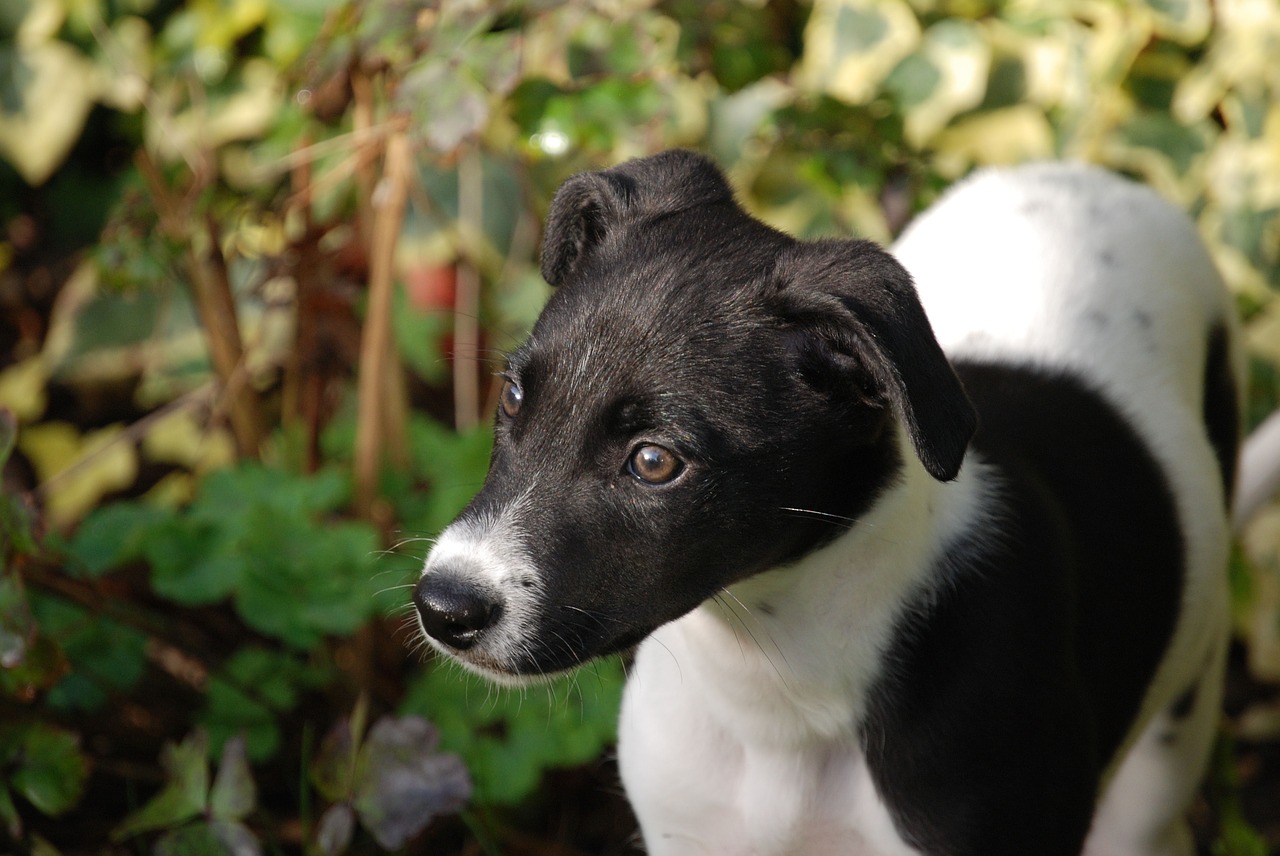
[540,149,736,287]
[773,239,976,481]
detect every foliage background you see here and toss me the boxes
[2,0,1279,853]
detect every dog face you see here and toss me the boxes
[413,151,974,681]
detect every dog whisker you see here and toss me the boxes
[715,589,794,682]
[779,506,858,529]
[374,582,418,598]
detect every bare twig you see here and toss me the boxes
[351,66,379,245]
[354,130,413,517]
[135,150,264,457]
[454,151,484,432]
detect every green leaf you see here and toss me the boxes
[0,633,67,702]
[0,572,34,670]
[396,417,494,536]
[154,820,262,856]
[232,517,379,647]
[390,285,451,386]
[0,783,19,838]
[0,407,15,467]
[153,823,229,856]
[145,519,242,604]
[202,647,327,762]
[67,501,170,577]
[33,594,146,713]
[113,731,210,841]
[401,658,624,805]
[0,484,39,558]
[310,717,358,803]
[208,735,255,821]
[5,724,89,817]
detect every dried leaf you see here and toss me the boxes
[310,803,356,856]
[310,718,357,802]
[351,716,471,849]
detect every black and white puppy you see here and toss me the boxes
[413,150,1243,856]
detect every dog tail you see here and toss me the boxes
[1234,409,1280,532]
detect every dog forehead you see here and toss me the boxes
[523,272,770,394]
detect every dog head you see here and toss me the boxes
[412,151,974,681]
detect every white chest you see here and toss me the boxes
[617,619,921,856]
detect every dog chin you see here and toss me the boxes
[434,628,651,686]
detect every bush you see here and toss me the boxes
[1,0,1278,852]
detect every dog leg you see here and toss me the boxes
[1084,630,1227,856]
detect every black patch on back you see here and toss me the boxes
[1202,324,1240,506]
[862,363,1185,856]
[1168,682,1198,721]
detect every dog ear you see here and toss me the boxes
[774,239,976,481]
[540,150,735,287]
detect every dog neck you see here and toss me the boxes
[654,422,994,747]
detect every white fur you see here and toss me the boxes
[619,438,996,855]
[619,164,1242,855]
[419,488,546,681]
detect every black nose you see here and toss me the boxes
[413,575,502,650]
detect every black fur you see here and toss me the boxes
[862,363,1185,856]
[415,152,1235,854]
[420,151,973,672]
[1203,324,1240,504]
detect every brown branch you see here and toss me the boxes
[454,150,484,432]
[354,130,413,518]
[200,212,264,456]
[134,149,263,458]
[351,66,379,245]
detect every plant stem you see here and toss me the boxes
[134,149,263,458]
[354,131,412,518]
[454,151,484,432]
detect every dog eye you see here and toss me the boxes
[499,380,523,418]
[628,444,684,485]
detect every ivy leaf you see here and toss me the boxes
[0,41,97,184]
[799,0,921,105]
[2,724,89,817]
[112,730,210,841]
[351,716,471,849]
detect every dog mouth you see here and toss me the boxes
[417,600,654,684]
[414,570,655,685]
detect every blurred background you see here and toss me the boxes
[1,0,1279,853]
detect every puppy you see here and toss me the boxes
[414,150,1243,856]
